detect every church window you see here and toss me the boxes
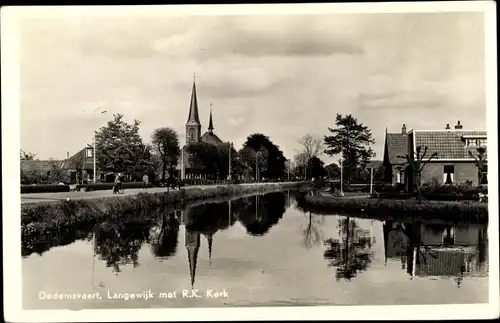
[188,128,195,141]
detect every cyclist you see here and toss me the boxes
[113,173,123,193]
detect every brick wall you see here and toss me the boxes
[420,161,478,185]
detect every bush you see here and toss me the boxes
[21,184,70,194]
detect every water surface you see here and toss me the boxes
[22,191,489,309]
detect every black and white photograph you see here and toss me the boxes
[2,2,498,322]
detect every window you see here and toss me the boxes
[478,138,487,147]
[188,128,195,141]
[443,165,454,184]
[442,227,455,245]
[86,148,93,158]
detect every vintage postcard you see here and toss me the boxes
[2,1,498,322]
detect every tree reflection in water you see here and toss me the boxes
[302,212,325,249]
[323,217,374,282]
[233,192,286,236]
[93,214,153,274]
[149,210,180,260]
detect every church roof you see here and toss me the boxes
[186,80,201,126]
[201,131,223,145]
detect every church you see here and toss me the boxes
[176,77,226,179]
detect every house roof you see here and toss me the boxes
[20,160,65,172]
[414,130,487,160]
[67,147,94,170]
[385,133,408,165]
[415,247,476,277]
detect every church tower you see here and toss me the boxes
[208,103,214,134]
[186,75,201,144]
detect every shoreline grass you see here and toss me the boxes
[21,182,305,236]
[297,194,488,224]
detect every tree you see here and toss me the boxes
[298,134,324,179]
[95,113,152,178]
[468,146,487,185]
[243,133,287,180]
[398,146,438,201]
[151,127,181,183]
[324,114,375,182]
[308,156,327,179]
[46,159,70,184]
[20,149,37,160]
[239,146,269,180]
[302,212,324,249]
[187,142,221,179]
[293,152,308,179]
[325,163,340,180]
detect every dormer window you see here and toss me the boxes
[464,137,487,148]
[86,148,93,158]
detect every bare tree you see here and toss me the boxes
[20,149,37,160]
[298,134,324,179]
[468,147,487,185]
[398,146,438,201]
[293,152,309,179]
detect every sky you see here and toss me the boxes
[19,11,486,165]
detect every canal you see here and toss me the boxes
[22,191,489,309]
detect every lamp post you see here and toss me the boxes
[93,107,107,183]
[228,142,232,181]
[255,151,262,182]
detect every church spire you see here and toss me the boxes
[186,74,201,126]
[208,103,214,133]
[206,233,213,266]
[185,229,200,288]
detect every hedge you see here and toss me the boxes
[76,182,155,191]
[296,194,488,223]
[21,184,70,194]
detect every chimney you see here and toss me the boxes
[445,124,451,130]
[66,151,69,160]
[401,124,407,135]
[454,120,463,130]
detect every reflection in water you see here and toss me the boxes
[93,216,153,274]
[22,190,490,308]
[149,210,180,260]
[323,217,374,281]
[302,212,325,249]
[383,221,488,287]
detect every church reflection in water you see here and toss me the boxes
[383,220,488,286]
[179,192,288,288]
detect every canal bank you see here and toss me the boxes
[297,194,488,223]
[22,182,307,233]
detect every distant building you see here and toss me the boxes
[383,121,487,187]
[176,78,227,179]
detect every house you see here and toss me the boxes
[65,146,97,183]
[406,121,487,186]
[20,159,66,175]
[382,124,409,185]
[383,121,487,187]
[175,77,228,179]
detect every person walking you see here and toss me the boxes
[142,174,149,189]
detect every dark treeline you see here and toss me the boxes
[22,192,290,273]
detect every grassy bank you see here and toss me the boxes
[297,194,488,224]
[22,182,305,235]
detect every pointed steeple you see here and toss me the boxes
[185,229,200,288]
[206,233,213,266]
[186,74,201,126]
[208,103,214,133]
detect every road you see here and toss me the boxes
[21,182,292,205]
